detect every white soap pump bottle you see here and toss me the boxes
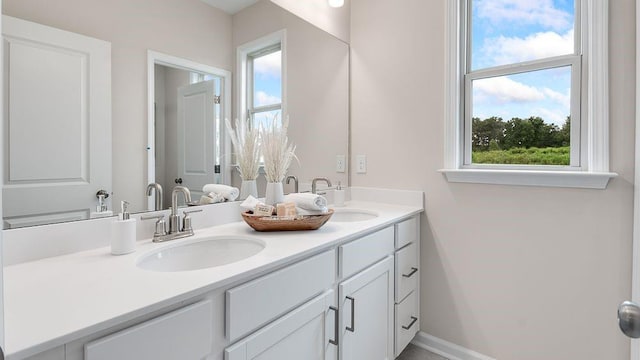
[111,200,136,255]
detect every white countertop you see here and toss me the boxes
[4,200,422,359]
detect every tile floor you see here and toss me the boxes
[396,344,449,360]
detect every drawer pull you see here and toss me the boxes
[402,267,418,278]
[346,296,355,332]
[402,316,418,330]
[329,306,339,346]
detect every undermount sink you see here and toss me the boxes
[137,236,265,272]
[330,208,379,222]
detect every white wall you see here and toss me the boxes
[270,0,350,43]
[350,0,635,359]
[3,0,233,212]
[233,0,350,191]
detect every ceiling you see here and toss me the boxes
[200,0,260,14]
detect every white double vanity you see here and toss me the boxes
[4,188,423,360]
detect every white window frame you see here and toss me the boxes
[440,0,617,189]
[237,30,287,127]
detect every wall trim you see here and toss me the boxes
[411,332,496,360]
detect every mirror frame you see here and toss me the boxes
[146,50,232,211]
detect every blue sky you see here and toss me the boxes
[471,0,575,126]
[252,50,282,128]
[253,50,282,108]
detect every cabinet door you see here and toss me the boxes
[225,291,337,360]
[339,256,394,360]
[85,300,213,360]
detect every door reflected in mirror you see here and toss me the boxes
[151,56,231,211]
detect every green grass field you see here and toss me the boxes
[472,146,570,165]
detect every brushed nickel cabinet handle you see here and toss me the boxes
[402,267,418,278]
[346,296,355,332]
[329,306,339,346]
[402,316,418,330]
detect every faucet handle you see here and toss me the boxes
[141,214,167,237]
[182,209,202,233]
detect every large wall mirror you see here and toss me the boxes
[1,0,349,229]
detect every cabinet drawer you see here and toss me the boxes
[395,290,419,357]
[85,300,213,360]
[395,216,418,249]
[25,346,65,360]
[226,249,336,342]
[339,226,394,279]
[225,291,336,360]
[395,242,419,303]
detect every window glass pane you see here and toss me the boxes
[253,50,282,108]
[471,0,575,70]
[253,109,282,130]
[471,66,571,165]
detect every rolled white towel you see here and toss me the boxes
[202,184,239,201]
[240,195,264,211]
[199,192,225,205]
[283,193,327,211]
[296,207,329,216]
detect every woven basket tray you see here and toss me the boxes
[241,209,334,232]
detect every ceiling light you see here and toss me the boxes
[328,0,344,8]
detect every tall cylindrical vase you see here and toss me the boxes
[240,179,258,200]
[265,182,284,206]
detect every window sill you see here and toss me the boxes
[438,168,618,189]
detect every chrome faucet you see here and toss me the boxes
[142,186,201,243]
[146,183,163,211]
[285,175,299,193]
[311,177,332,195]
[170,186,191,233]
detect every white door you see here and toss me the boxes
[2,16,111,228]
[339,256,395,360]
[176,79,220,200]
[225,290,338,360]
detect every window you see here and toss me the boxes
[441,0,616,189]
[247,45,282,129]
[237,30,286,131]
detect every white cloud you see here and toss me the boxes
[535,107,567,126]
[481,29,573,66]
[253,51,281,79]
[255,91,281,107]
[476,0,572,31]
[473,77,570,125]
[474,76,545,104]
[542,87,570,109]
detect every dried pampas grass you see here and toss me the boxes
[226,118,261,181]
[260,115,298,183]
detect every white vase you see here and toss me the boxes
[265,182,284,205]
[240,179,258,200]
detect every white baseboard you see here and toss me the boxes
[411,332,496,360]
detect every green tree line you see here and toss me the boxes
[472,116,570,152]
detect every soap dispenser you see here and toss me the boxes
[111,200,136,255]
[90,190,113,219]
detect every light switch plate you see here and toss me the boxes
[336,155,346,173]
[356,155,367,173]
